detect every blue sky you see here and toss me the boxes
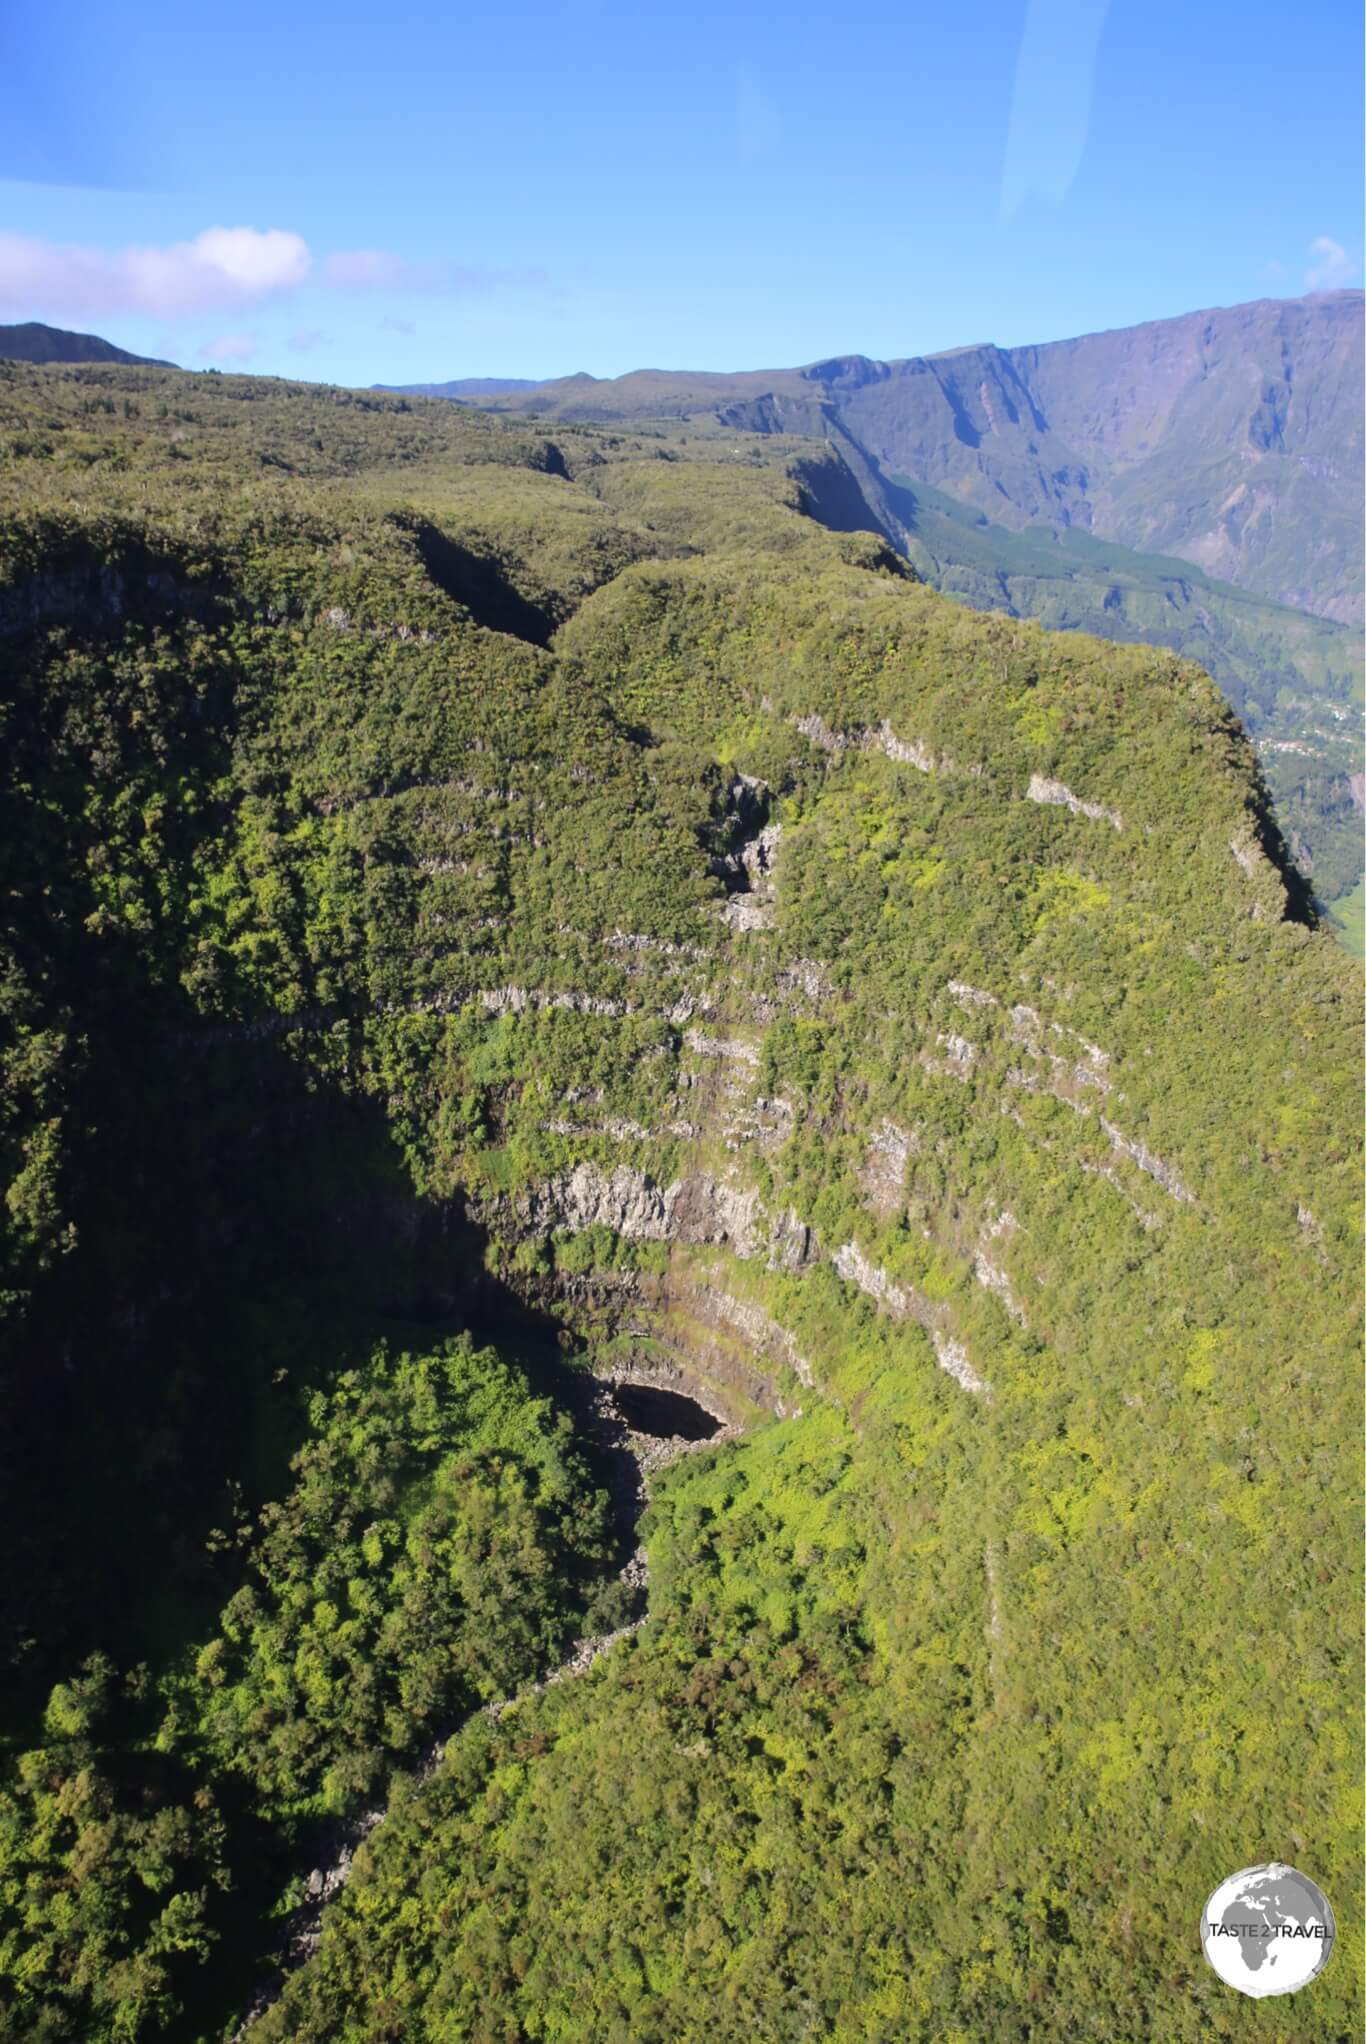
[1,0,1361,385]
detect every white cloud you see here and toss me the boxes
[183,228,308,296]
[200,333,257,363]
[0,226,546,324]
[1304,236,1354,292]
[0,226,310,319]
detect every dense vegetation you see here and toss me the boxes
[0,359,1360,2041]
[179,1341,611,1818]
[0,1339,606,2043]
[873,468,1362,903]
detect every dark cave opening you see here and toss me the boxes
[612,1381,724,1441]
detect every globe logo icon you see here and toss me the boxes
[1201,1864,1335,1997]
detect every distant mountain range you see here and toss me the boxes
[0,321,173,368]
[373,376,541,400]
[386,294,1363,906]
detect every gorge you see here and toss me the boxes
[0,354,1359,2044]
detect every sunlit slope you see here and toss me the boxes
[267,451,1362,2044]
[872,468,1363,902]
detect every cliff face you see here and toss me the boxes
[0,362,1360,2044]
[833,291,1365,624]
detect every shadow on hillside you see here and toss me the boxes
[0,959,593,1727]
[411,518,557,646]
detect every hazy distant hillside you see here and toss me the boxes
[481,293,1364,627]
[828,293,1365,628]
[376,374,541,400]
[0,321,173,367]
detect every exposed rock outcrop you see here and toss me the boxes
[861,1118,916,1218]
[932,1031,978,1080]
[1007,1003,1113,1103]
[832,1240,989,1398]
[712,774,782,932]
[0,560,216,638]
[479,985,630,1018]
[931,1330,990,1399]
[1100,1119,1194,1204]
[513,1164,814,1272]
[973,1210,1026,1325]
[684,1278,814,1389]
[1025,773,1123,830]
[684,1027,761,1067]
[794,712,953,772]
[947,980,998,1011]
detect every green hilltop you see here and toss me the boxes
[0,360,1360,2044]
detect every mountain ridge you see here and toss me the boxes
[371,374,541,400]
[0,320,174,368]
